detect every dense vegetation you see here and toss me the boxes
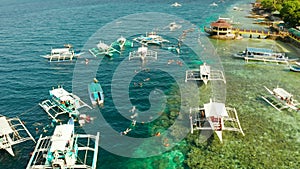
[258,0,300,27]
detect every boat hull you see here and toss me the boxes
[88,83,104,105]
[290,65,300,72]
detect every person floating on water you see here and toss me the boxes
[121,120,137,136]
[130,106,136,113]
[121,128,132,135]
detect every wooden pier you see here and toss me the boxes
[232,28,284,38]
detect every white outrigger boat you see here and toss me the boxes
[233,47,298,64]
[185,62,226,85]
[42,44,82,62]
[0,115,35,156]
[128,46,158,62]
[189,100,245,142]
[89,41,120,57]
[39,86,92,121]
[133,32,169,46]
[88,78,104,106]
[261,86,300,112]
[26,118,100,169]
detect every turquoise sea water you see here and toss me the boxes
[0,0,299,169]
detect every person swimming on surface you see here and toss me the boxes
[121,128,132,135]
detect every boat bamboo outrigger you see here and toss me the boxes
[133,32,169,46]
[233,47,298,64]
[129,46,158,62]
[88,78,104,106]
[0,116,36,156]
[39,86,92,121]
[185,63,226,85]
[261,86,300,112]
[26,118,100,169]
[89,41,120,57]
[42,44,82,62]
[189,100,245,142]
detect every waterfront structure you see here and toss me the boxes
[204,19,236,39]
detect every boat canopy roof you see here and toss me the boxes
[51,48,70,54]
[138,46,148,53]
[210,19,232,28]
[89,82,103,93]
[246,47,273,53]
[50,88,74,101]
[0,117,13,135]
[273,88,293,99]
[50,124,74,152]
[200,63,210,74]
[97,42,110,50]
[288,28,300,38]
[204,102,228,117]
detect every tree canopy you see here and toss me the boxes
[259,0,300,27]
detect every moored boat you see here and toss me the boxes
[133,32,169,46]
[88,78,104,106]
[26,118,100,169]
[42,44,82,62]
[189,99,245,142]
[261,86,300,112]
[39,86,92,121]
[233,47,297,64]
[204,19,236,40]
[0,115,36,156]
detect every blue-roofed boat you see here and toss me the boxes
[88,78,104,106]
[233,47,298,64]
[26,118,100,169]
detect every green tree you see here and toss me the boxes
[261,0,275,11]
[280,0,300,27]
[260,0,285,11]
